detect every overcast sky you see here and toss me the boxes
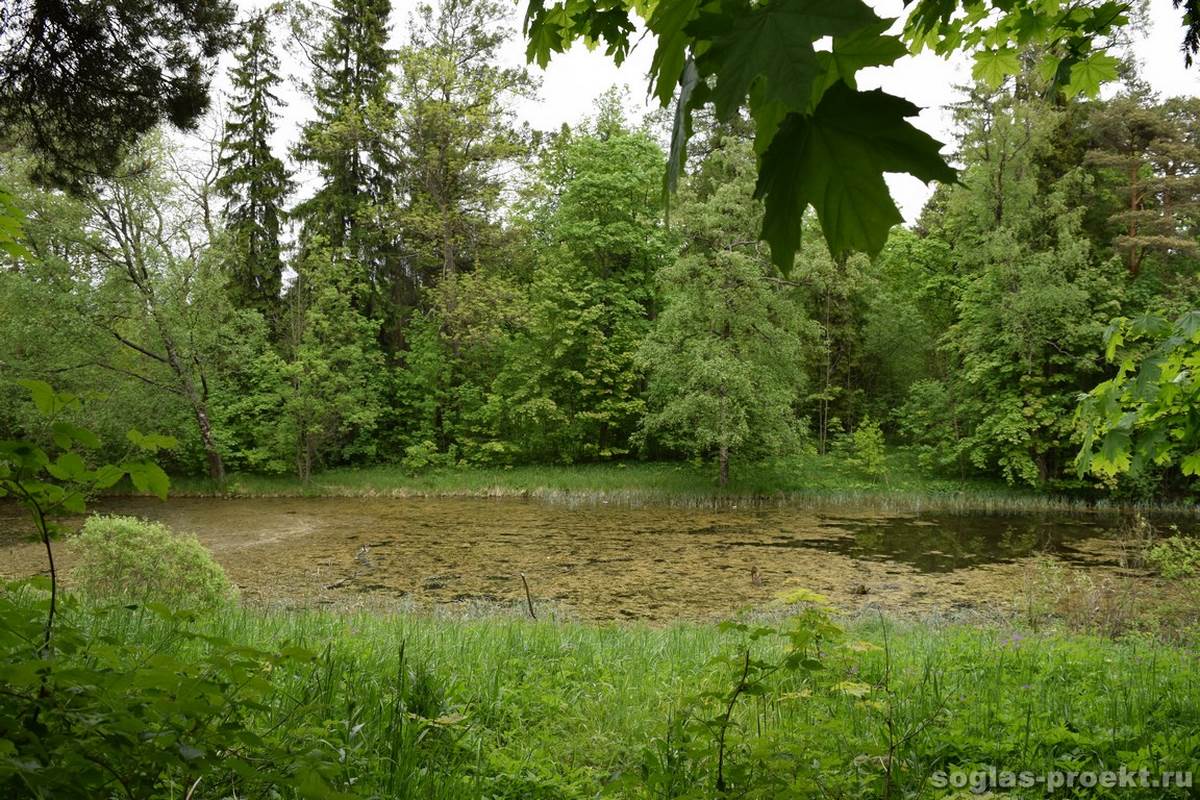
[228,0,1200,223]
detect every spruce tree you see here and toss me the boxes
[292,0,399,319]
[217,12,292,321]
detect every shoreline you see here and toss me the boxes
[151,458,1199,515]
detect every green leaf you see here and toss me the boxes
[93,464,127,489]
[824,20,909,89]
[51,422,101,450]
[1094,429,1132,475]
[61,491,86,514]
[972,47,1020,88]
[647,0,702,105]
[701,0,881,120]
[46,452,87,481]
[755,82,956,267]
[1103,320,1126,361]
[127,461,170,500]
[1065,53,1120,97]
[1181,451,1200,476]
[524,5,566,68]
[1176,310,1200,341]
[0,188,30,259]
[665,57,700,217]
[127,429,179,453]
[16,379,57,415]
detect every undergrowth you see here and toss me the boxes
[3,584,1198,799]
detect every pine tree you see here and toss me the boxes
[292,0,399,318]
[1086,90,1200,275]
[216,12,292,321]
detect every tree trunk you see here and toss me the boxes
[155,318,225,485]
[193,404,225,484]
[719,445,729,488]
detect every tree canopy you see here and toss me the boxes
[0,0,236,188]
[522,0,1194,267]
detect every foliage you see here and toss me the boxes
[895,379,967,475]
[525,0,956,266]
[7,587,1196,799]
[850,416,886,480]
[516,0,1150,267]
[491,110,670,462]
[292,0,401,323]
[0,187,29,258]
[393,0,536,287]
[1146,535,1200,579]
[911,91,1124,487]
[903,0,1129,97]
[1076,311,1200,482]
[635,593,849,798]
[401,439,454,474]
[0,590,345,799]
[277,240,386,479]
[0,0,236,188]
[71,515,237,609]
[1085,91,1200,276]
[639,136,813,484]
[217,10,293,321]
[4,2,1200,501]
[791,231,875,455]
[0,380,175,657]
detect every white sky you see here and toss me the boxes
[228,0,1200,223]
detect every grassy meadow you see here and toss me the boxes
[26,594,1198,799]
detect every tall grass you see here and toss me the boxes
[164,452,1200,515]
[72,600,1200,798]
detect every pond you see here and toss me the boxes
[0,497,1169,621]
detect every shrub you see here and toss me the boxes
[71,515,236,609]
[1146,535,1200,579]
[0,586,341,799]
[851,416,887,480]
[401,439,455,474]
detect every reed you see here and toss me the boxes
[162,455,1200,515]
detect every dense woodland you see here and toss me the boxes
[8,2,1200,799]
[1,0,1198,497]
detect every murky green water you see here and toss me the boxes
[0,497,1168,621]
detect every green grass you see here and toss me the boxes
[56,599,1200,798]
[163,450,1125,514]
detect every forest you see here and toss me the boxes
[3,0,1200,798]
[2,0,1198,498]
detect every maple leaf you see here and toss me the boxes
[698,0,881,120]
[1065,52,1120,97]
[647,0,702,105]
[755,82,956,269]
[972,47,1020,87]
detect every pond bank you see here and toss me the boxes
[164,458,1200,515]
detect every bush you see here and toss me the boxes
[1146,535,1200,579]
[851,416,887,480]
[401,439,455,474]
[0,585,341,799]
[71,515,236,609]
